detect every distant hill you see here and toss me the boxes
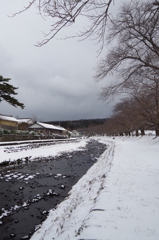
[46,118,109,136]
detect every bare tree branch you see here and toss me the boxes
[13,0,114,50]
[95,0,159,99]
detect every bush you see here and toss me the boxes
[4,129,11,134]
[29,131,36,135]
[0,128,4,135]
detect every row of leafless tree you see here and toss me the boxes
[95,0,159,136]
[106,86,159,136]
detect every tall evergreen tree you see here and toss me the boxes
[0,75,24,109]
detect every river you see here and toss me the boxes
[0,139,106,240]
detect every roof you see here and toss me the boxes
[30,122,66,131]
[17,118,34,124]
[0,114,18,122]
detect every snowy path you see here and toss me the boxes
[31,136,159,240]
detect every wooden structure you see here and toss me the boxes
[17,118,34,125]
[29,122,67,136]
[17,118,34,130]
[0,114,18,130]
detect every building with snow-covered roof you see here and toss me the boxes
[17,118,34,125]
[0,114,18,130]
[29,122,67,136]
[17,118,34,130]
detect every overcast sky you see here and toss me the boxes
[0,1,121,122]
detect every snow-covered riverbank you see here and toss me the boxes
[0,138,106,239]
[30,136,159,240]
[0,138,88,163]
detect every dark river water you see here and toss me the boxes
[0,139,106,240]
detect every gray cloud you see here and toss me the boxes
[0,1,117,121]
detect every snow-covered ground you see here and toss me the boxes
[0,136,159,239]
[30,136,159,240]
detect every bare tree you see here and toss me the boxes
[14,0,114,51]
[95,0,159,99]
[120,67,159,135]
[112,97,146,136]
[110,78,159,136]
